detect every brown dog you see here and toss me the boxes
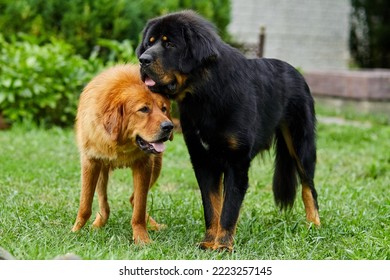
[71,64,173,244]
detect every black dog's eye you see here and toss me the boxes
[147,37,155,47]
[139,106,150,113]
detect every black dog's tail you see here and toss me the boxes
[272,100,317,211]
[272,128,298,209]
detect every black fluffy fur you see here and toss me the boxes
[137,10,319,245]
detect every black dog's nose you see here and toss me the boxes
[139,53,153,67]
[161,121,174,133]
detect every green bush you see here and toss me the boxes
[0,0,230,127]
[0,0,231,57]
[0,35,137,127]
[0,34,102,127]
[0,33,165,127]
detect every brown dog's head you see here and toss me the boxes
[136,10,221,99]
[101,65,173,154]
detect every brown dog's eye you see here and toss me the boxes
[139,106,150,113]
[161,106,167,113]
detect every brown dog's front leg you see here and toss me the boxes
[131,160,152,244]
[72,158,101,232]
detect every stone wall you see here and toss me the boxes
[228,0,351,71]
[304,70,390,101]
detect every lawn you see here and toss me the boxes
[0,105,389,260]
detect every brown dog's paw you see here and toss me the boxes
[71,226,79,232]
[133,235,152,245]
[148,223,167,231]
[132,226,151,245]
[71,220,85,232]
[147,215,167,231]
[92,213,108,229]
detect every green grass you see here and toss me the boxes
[0,107,389,260]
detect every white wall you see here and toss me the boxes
[228,0,351,70]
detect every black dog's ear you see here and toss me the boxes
[135,42,144,59]
[136,30,147,58]
[136,21,154,58]
[179,23,220,73]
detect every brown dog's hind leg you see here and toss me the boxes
[92,166,110,228]
[72,158,101,232]
[148,155,167,230]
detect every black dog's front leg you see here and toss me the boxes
[192,158,223,250]
[182,129,224,250]
[214,163,250,251]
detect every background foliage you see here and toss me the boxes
[350,0,390,68]
[0,35,135,126]
[0,0,231,57]
[1,0,389,126]
[0,0,230,127]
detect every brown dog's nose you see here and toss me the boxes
[139,53,153,67]
[160,121,174,133]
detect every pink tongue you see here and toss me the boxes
[150,142,166,153]
[145,77,156,87]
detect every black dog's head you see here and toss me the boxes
[136,10,221,98]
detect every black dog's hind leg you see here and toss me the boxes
[287,121,320,226]
[276,117,320,226]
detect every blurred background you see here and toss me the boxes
[0,0,389,128]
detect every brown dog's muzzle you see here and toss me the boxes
[136,120,174,154]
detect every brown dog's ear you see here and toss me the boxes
[103,105,123,141]
[166,103,174,141]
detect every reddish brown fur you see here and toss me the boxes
[71,64,172,244]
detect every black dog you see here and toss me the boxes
[137,10,320,251]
